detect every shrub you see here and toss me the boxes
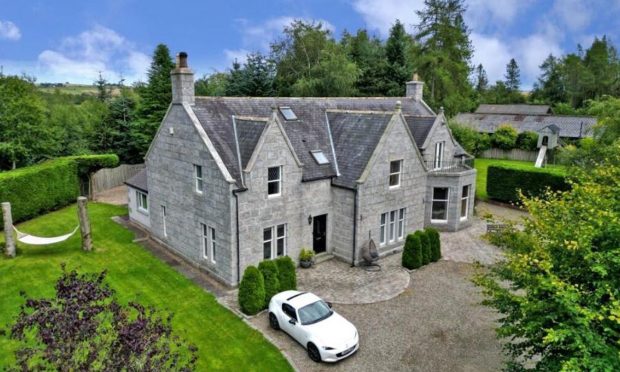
[492,124,518,150]
[238,266,265,315]
[402,233,422,269]
[448,121,491,156]
[516,131,539,151]
[487,164,569,204]
[425,227,441,262]
[414,230,431,265]
[299,248,315,262]
[0,155,119,227]
[274,256,296,291]
[258,260,280,307]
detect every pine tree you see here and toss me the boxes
[531,54,566,104]
[414,0,474,115]
[94,72,110,102]
[341,29,389,96]
[504,58,521,92]
[130,44,174,160]
[384,20,414,96]
[474,64,488,93]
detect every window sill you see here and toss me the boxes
[137,208,149,215]
[431,219,448,224]
[267,194,282,199]
[388,185,401,189]
[460,216,468,222]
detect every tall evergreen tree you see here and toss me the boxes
[130,44,174,160]
[504,58,521,92]
[94,72,111,102]
[384,20,414,96]
[341,29,389,96]
[414,0,474,115]
[531,54,566,104]
[474,64,488,93]
[225,53,275,96]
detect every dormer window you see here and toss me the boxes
[267,166,282,197]
[389,160,402,187]
[279,106,297,121]
[310,150,329,165]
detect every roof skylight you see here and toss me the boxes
[311,150,329,165]
[279,106,297,121]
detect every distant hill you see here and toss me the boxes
[37,83,124,96]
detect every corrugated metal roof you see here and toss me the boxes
[475,104,551,115]
[454,112,596,138]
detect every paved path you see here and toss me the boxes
[94,185,128,205]
[441,216,504,265]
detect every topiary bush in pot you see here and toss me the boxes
[275,256,297,291]
[238,266,265,315]
[402,233,423,269]
[258,260,280,307]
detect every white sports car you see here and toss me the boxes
[268,290,359,363]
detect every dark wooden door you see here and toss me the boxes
[312,214,327,254]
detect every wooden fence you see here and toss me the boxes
[480,148,538,162]
[92,163,145,194]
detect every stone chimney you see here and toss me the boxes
[406,73,424,102]
[171,52,195,105]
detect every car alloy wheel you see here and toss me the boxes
[269,313,280,330]
[307,343,322,363]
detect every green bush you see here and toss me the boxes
[414,230,431,265]
[516,131,539,151]
[258,260,280,307]
[492,124,518,150]
[425,227,441,262]
[0,155,118,227]
[274,256,296,291]
[238,266,265,315]
[402,233,423,269]
[448,121,491,156]
[487,164,569,204]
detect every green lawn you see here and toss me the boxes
[474,158,566,200]
[0,203,292,371]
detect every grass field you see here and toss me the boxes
[0,203,292,371]
[474,158,566,200]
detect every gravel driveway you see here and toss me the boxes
[250,260,504,371]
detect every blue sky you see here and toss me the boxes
[1,0,619,89]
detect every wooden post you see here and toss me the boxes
[2,202,16,257]
[77,197,92,251]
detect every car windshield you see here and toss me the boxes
[298,300,333,325]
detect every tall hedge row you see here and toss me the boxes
[0,154,119,226]
[487,164,569,204]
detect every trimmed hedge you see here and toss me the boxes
[238,266,265,315]
[425,228,441,262]
[487,164,569,204]
[402,233,423,269]
[415,231,431,265]
[0,154,118,226]
[275,256,297,291]
[258,260,280,307]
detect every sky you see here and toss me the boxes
[1,0,620,89]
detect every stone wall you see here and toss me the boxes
[421,119,457,166]
[356,115,428,262]
[330,186,355,262]
[145,104,236,285]
[425,169,477,231]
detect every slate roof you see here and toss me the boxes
[475,104,551,115]
[454,112,596,138]
[329,112,393,188]
[235,118,267,169]
[191,97,434,188]
[125,168,148,192]
[404,116,435,147]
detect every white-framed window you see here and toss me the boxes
[263,224,287,259]
[431,187,449,223]
[434,142,444,170]
[380,208,406,246]
[380,213,387,245]
[460,185,470,221]
[200,223,216,263]
[136,190,148,213]
[397,208,406,239]
[161,205,167,237]
[267,166,282,197]
[194,164,204,194]
[389,160,403,187]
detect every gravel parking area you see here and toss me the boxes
[250,260,504,371]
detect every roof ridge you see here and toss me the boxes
[326,109,395,114]
[194,96,412,100]
[233,115,270,122]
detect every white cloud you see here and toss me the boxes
[470,33,511,83]
[36,25,149,83]
[552,0,591,32]
[516,33,563,80]
[224,49,250,65]
[466,0,534,31]
[351,0,423,36]
[0,20,21,41]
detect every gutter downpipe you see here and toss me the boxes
[233,187,247,284]
[351,187,358,267]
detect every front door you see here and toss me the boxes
[312,214,327,254]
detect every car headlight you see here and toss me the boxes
[322,346,335,350]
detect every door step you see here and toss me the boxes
[314,253,334,265]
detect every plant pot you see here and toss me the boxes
[300,260,313,268]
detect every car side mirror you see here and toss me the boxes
[288,319,296,325]
[327,301,333,308]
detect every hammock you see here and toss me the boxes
[13,225,80,245]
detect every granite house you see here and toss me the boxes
[125,53,476,286]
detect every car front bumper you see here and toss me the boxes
[320,338,359,362]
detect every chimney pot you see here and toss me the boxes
[177,52,188,68]
[171,51,194,105]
